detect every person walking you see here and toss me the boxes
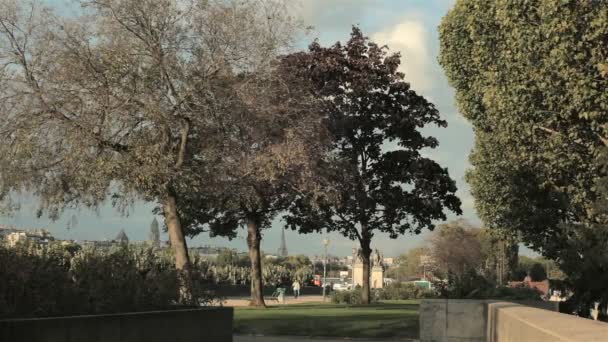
[292,279,301,299]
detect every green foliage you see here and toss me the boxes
[436,269,542,301]
[512,256,564,281]
[431,221,483,280]
[330,288,375,305]
[0,242,81,318]
[529,263,548,282]
[284,26,461,304]
[475,286,543,301]
[376,283,435,300]
[439,1,608,307]
[286,26,461,243]
[385,247,430,282]
[0,242,215,319]
[215,249,249,267]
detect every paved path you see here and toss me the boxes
[224,295,325,307]
[234,336,417,342]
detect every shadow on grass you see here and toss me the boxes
[234,302,420,338]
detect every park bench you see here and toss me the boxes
[268,287,286,303]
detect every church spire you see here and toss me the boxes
[277,228,288,257]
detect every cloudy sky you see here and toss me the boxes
[1,0,481,258]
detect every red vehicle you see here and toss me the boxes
[313,274,322,287]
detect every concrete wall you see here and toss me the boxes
[420,299,487,342]
[487,302,608,342]
[0,307,233,342]
[419,299,558,342]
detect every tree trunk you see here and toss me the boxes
[163,193,192,303]
[247,214,266,307]
[360,242,372,304]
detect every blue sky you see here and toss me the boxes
[1,0,483,257]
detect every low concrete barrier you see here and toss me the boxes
[420,299,558,342]
[487,302,608,342]
[0,307,233,342]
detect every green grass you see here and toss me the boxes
[233,300,420,339]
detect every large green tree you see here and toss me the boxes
[439,0,608,308]
[284,28,462,304]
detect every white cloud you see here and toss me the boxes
[372,20,435,92]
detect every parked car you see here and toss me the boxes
[332,283,352,291]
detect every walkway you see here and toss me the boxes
[224,295,325,307]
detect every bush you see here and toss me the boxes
[0,242,215,319]
[330,287,375,305]
[433,269,543,300]
[376,282,435,300]
[477,285,543,301]
[0,242,81,318]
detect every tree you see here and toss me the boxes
[176,54,328,307]
[284,28,462,304]
[149,218,160,247]
[439,0,608,307]
[529,263,547,282]
[386,247,430,282]
[215,249,238,267]
[0,0,298,302]
[431,220,483,280]
[475,229,518,285]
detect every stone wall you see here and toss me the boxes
[487,302,608,342]
[419,299,558,342]
[0,307,233,342]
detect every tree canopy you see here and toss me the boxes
[439,0,608,309]
[439,0,608,252]
[0,0,300,302]
[284,27,462,304]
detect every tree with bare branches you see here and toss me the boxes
[0,0,299,302]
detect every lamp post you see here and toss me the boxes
[322,238,330,300]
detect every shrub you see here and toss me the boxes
[330,287,374,305]
[479,285,543,300]
[0,242,215,319]
[0,242,81,318]
[376,282,435,300]
[433,269,543,300]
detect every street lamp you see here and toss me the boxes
[322,237,330,300]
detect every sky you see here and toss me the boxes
[0,0,487,258]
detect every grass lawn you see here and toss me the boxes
[233,300,419,339]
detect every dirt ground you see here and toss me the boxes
[223,295,326,307]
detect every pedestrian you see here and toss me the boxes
[292,279,301,299]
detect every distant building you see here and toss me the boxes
[115,229,129,245]
[383,257,395,267]
[2,227,54,247]
[6,232,27,247]
[0,225,19,238]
